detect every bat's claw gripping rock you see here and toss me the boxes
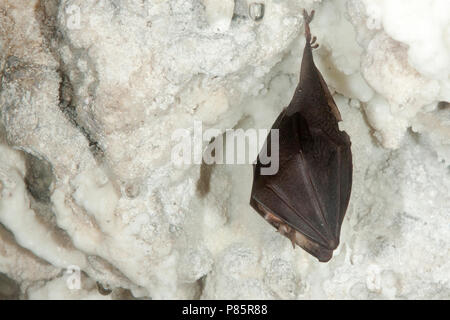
[302,9,315,44]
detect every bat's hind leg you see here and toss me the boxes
[302,9,319,48]
[310,36,319,49]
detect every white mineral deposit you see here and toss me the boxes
[0,0,448,299]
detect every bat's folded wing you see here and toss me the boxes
[250,117,352,262]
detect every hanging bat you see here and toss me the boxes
[250,10,353,262]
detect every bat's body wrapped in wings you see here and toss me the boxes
[250,10,353,262]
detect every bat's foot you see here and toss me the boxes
[302,9,315,25]
[302,9,319,49]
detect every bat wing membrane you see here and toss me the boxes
[251,112,352,250]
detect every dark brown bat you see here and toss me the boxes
[250,10,352,262]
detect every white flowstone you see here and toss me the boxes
[202,0,235,33]
[0,0,448,299]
